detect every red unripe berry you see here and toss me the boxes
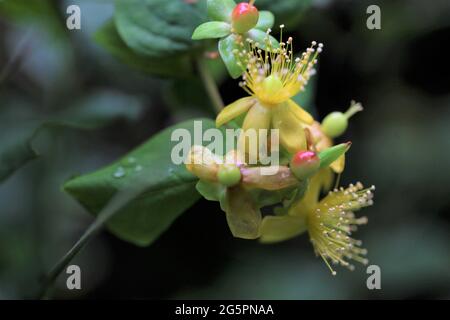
[290,151,320,180]
[231,2,259,34]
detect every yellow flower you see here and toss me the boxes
[216,29,321,154]
[260,171,375,275]
[185,146,299,239]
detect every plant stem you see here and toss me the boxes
[38,219,104,299]
[196,56,224,114]
[37,187,142,299]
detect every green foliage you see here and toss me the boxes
[192,21,231,40]
[0,0,64,37]
[63,119,216,246]
[218,34,242,79]
[207,0,236,22]
[0,91,144,183]
[114,0,203,57]
[95,20,192,78]
[257,0,314,27]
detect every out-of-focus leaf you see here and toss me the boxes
[255,11,275,31]
[94,20,192,78]
[114,0,203,57]
[163,78,215,120]
[0,0,63,37]
[257,0,314,27]
[207,0,235,22]
[292,78,316,115]
[0,91,144,182]
[64,119,216,246]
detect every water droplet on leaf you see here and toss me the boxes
[113,166,126,178]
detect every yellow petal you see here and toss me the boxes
[330,154,345,173]
[259,215,307,244]
[272,102,306,154]
[238,102,271,162]
[224,186,261,239]
[216,97,256,127]
[287,99,314,125]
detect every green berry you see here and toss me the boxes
[321,112,348,138]
[218,164,242,187]
[321,101,363,138]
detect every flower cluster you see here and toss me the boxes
[189,0,375,275]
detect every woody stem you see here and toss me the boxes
[196,56,224,114]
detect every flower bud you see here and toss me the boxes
[218,164,242,187]
[290,151,320,181]
[231,2,259,34]
[318,142,351,169]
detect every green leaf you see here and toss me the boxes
[255,11,275,31]
[257,0,314,27]
[0,0,64,38]
[0,91,144,183]
[247,28,280,50]
[114,0,203,57]
[218,34,242,79]
[207,0,236,22]
[192,21,231,40]
[95,20,192,78]
[64,119,217,246]
[292,77,316,115]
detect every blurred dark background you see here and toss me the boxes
[0,0,449,299]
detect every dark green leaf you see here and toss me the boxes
[257,0,314,27]
[95,20,192,78]
[0,91,144,182]
[64,119,217,246]
[114,0,203,57]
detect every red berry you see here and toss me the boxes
[290,151,320,180]
[231,2,259,34]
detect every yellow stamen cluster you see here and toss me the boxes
[307,182,375,275]
[234,26,322,105]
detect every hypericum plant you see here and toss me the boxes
[33,0,375,297]
[192,0,278,78]
[187,0,376,275]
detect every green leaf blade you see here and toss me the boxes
[64,119,217,246]
[192,21,231,40]
[207,0,236,22]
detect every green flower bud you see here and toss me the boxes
[321,101,363,138]
[218,164,242,187]
[231,2,259,34]
[290,151,320,181]
[318,142,351,169]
